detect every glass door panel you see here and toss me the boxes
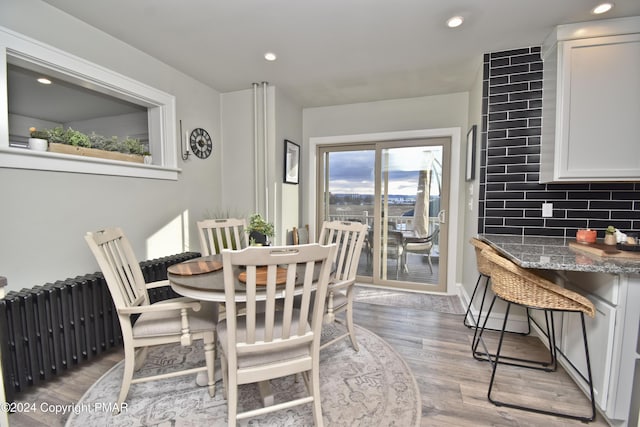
[377,143,445,291]
[318,147,375,278]
[318,138,448,292]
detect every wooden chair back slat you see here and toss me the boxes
[319,221,368,283]
[197,218,247,255]
[291,224,311,245]
[85,227,148,311]
[221,243,335,356]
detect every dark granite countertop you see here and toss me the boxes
[478,234,640,275]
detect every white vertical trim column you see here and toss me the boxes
[252,83,259,212]
[262,81,269,220]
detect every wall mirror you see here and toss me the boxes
[0,26,178,180]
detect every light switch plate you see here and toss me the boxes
[542,203,553,218]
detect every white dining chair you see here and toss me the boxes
[317,220,368,350]
[197,218,248,255]
[84,227,218,410]
[293,224,310,245]
[403,226,439,274]
[217,243,336,426]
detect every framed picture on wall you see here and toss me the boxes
[465,125,477,181]
[284,139,300,184]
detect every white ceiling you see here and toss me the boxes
[36,0,640,108]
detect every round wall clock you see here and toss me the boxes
[189,127,213,159]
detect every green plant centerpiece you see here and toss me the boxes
[246,213,274,246]
[29,126,147,162]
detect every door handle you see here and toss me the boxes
[438,210,446,224]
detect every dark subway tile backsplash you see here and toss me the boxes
[590,201,633,210]
[479,46,640,237]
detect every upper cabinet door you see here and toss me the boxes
[541,29,640,182]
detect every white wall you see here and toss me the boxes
[461,60,484,303]
[219,85,302,245]
[302,92,469,288]
[273,87,303,245]
[220,88,258,218]
[0,0,222,291]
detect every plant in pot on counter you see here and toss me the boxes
[246,213,274,246]
[604,225,617,245]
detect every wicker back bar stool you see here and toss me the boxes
[477,248,596,422]
[466,238,530,359]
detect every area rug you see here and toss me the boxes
[65,323,420,426]
[354,287,465,314]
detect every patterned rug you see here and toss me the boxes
[354,287,465,314]
[65,324,420,426]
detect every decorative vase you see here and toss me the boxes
[249,231,269,246]
[604,233,617,245]
[576,229,597,244]
[28,138,48,152]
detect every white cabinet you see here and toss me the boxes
[540,17,640,182]
[557,273,640,426]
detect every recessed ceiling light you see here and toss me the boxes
[447,16,464,28]
[264,52,277,61]
[592,3,613,14]
[37,77,52,85]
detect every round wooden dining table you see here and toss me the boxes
[170,254,257,302]
[168,254,320,302]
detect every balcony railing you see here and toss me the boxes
[327,212,438,233]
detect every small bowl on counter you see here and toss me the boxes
[576,229,597,244]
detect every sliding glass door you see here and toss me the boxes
[317,138,449,293]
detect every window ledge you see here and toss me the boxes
[0,147,180,180]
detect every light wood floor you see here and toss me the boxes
[7,290,610,426]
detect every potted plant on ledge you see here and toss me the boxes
[246,213,274,246]
[28,126,147,164]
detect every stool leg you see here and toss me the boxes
[472,294,497,361]
[464,273,487,328]
[487,302,511,400]
[544,310,558,370]
[580,312,596,422]
[487,309,596,422]
[468,276,531,359]
[475,302,556,369]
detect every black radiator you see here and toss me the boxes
[0,251,200,401]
